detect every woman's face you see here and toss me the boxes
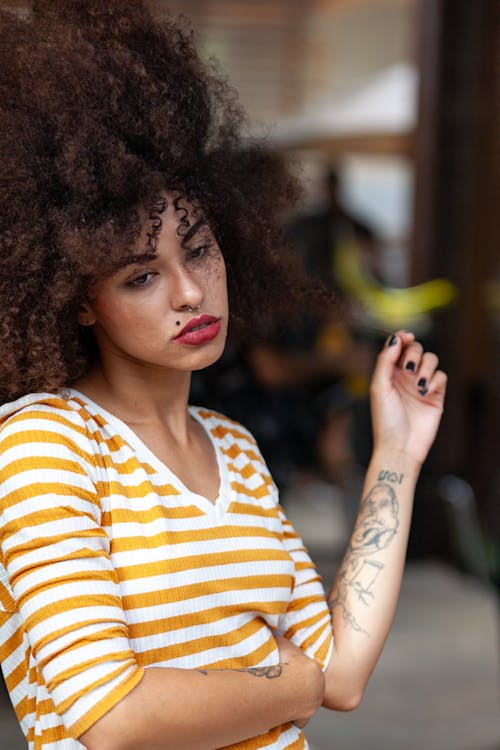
[82,195,228,376]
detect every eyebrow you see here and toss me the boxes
[180,217,208,245]
[113,217,209,269]
[113,250,158,270]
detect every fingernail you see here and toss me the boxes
[388,334,398,347]
[405,361,416,371]
[418,377,427,388]
[419,388,428,396]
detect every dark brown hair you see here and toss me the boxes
[0,0,330,401]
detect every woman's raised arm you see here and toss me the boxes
[322,330,447,710]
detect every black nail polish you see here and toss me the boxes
[419,387,428,396]
[418,378,427,388]
[388,335,398,347]
[405,361,416,371]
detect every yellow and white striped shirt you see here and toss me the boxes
[0,390,333,749]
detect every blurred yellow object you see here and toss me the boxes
[316,322,351,354]
[316,323,371,398]
[334,241,457,329]
[346,373,370,398]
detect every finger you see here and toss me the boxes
[415,352,439,395]
[399,340,424,373]
[372,331,415,389]
[425,369,448,400]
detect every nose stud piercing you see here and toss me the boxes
[176,304,201,326]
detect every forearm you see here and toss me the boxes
[323,448,421,710]
[80,656,323,750]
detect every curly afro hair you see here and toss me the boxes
[0,0,330,402]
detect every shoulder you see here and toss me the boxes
[0,391,94,454]
[0,393,102,511]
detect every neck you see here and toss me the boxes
[74,358,193,438]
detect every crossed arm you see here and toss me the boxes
[80,642,323,750]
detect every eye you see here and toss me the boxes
[126,271,157,288]
[188,244,209,261]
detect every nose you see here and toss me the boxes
[170,261,204,312]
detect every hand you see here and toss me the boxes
[370,330,447,465]
[276,635,324,728]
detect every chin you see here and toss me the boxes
[192,342,226,372]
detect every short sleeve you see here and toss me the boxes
[0,402,144,739]
[276,506,334,671]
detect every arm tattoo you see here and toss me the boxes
[246,666,283,678]
[328,480,400,636]
[378,469,404,485]
[197,665,283,679]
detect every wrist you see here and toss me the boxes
[282,653,324,724]
[370,446,422,481]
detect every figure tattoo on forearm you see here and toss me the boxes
[328,478,401,636]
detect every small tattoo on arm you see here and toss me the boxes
[246,665,283,678]
[328,481,400,636]
[378,469,404,485]
[197,665,283,678]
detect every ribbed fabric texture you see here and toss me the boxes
[0,391,333,749]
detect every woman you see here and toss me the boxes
[0,2,447,749]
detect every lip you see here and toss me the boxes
[174,314,221,345]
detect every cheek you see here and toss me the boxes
[93,295,141,332]
[96,298,125,322]
[195,256,228,307]
[219,270,228,300]
[214,261,228,302]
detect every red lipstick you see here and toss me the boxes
[174,314,221,345]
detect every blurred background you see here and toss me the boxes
[1,1,499,748]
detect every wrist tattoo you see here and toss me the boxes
[197,665,283,679]
[328,481,400,636]
[378,469,404,485]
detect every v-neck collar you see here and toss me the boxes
[67,388,233,518]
